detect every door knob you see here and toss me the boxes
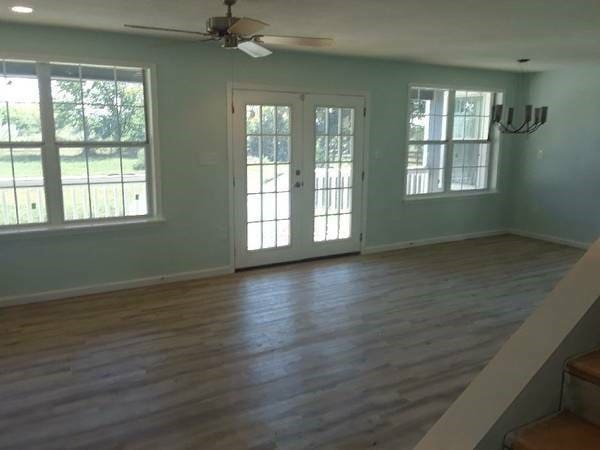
[294,181,304,188]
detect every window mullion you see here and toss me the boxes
[143,70,157,217]
[37,63,65,225]
[444,90,456,193]
[486,140,495,190]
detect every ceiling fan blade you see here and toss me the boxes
[258,35,334,48]
[237,41,273,58]
[124,24,211,36]
[228,18,269,36]
[152,37,217,48]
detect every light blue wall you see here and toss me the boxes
[511,67,600,245]
[0,23,520,299]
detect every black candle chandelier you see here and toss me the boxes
[492,59,549,134]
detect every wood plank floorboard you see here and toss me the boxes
[0,235,584,450]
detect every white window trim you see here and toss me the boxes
[403,83,503,200]
[0,216,165,240]
[0,54,163,235]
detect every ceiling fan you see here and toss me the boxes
[124,0,334,58]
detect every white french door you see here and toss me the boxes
[232,90,365,268]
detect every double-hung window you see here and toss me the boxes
[0,58,157,231]
[0,61,45,225]
[406,86,500,197]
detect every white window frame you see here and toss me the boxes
[404,83,502,200]
[0,54,162,236]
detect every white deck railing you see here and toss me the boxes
[0,185,45,224]
[0,174,147,224]
[3,167,357,226]
[314,167,352,213]
[406,170,481,195]
[406,170,431,195]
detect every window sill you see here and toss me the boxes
[0,216,166,240]
[403,190,501,203]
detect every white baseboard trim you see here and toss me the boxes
[362,229,508,255]
[508,229,592,250]
[2,229,591,308]
[0,265,234,308]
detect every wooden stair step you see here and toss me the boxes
[567,349,600,385]
[507,411,600,450]
[563,371,600,426]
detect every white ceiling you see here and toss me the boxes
[1,0,600,71]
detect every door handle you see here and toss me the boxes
[294,181,304,188]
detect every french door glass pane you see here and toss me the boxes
[313,106,354,242]
[245,104,291,251]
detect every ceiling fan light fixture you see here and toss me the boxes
[237,40,272,58]
[222,34,239,49]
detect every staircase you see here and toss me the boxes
[504,348,600,449]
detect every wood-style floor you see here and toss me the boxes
[0,235,583,450]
